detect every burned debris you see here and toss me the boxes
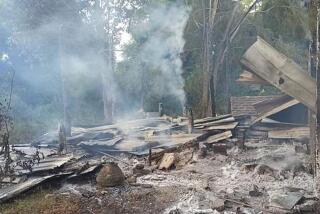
[2,0,320,213]
[0,93,317,214]
[0,35,318,213]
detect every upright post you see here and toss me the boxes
[188,108,194,134]
[159,103,164,117]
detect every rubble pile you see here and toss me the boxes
[0,38,318,213]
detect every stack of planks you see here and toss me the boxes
[193,114,238,144]
[193,114,238,131]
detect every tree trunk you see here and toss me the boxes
[316,0,320,197]
[224,48,230,113]
[206,0,259,116]
[102,0,114,124]
[310,0,320,197]
[201,0,219,117]
[309,40,317,174]
[309,0,318,177]
[59,26,71,136]
[211,2,239,94]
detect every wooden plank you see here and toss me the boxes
[194,114,231,125]
[241,37,316,112]
[150,132,212,161]
[236,70,270,85]
[203,122,238,130]
[268,127,310,139]
[194,117,235,128]
[251,95,300,125]
[206,131,232,144]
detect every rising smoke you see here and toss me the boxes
[134,2,190,107]
[0,0,190,142]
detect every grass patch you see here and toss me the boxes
[0,189,82,214]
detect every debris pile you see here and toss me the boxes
[0,37,318,213]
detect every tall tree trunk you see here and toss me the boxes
[211,2,239,94]
[140,63,146,111]
[310,0,320,197]
[315,0,320,197]
[309,42,317,174]
[224,47,230,113]
[102,33,114,124]
[309,0,317,175]
[205,0,259,116]
[201,0,219,117]
[59,26,71,136]
[102,0,114,124]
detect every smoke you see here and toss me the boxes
[133,2,190,107]
[0,0,190,142]
[0,0,116,134]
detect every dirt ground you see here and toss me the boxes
[0,140,316,214]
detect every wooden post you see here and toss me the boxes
[58,123,67,155]
[159,103,164,117]
[188,108,194,134]
[59,26,71,137]
[148,148,152,166]
[236,127,246,150]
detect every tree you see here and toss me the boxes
[0,58,15,177]
[308,0,317,177]
[201,0,219,117]
[309,0,320,197]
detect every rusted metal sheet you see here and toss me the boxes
[67,164,102,180]
[15,155,73,175]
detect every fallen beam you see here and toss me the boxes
[194,114,231,125]
[194,117,235,128]
[241,37,316,112]
[203,122,238,131]
[206,131,232,144]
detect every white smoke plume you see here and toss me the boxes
[134,2,190,107]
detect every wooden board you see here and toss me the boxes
[204,122,238,131]
[194,114,231,125]
[268,127,310,139]
[194,117,235,128]
[206,131,232,144]
[241,37,316,112]
[236,70,269,85]
[251,95,300,125]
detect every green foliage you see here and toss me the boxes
[259,0,308,42]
